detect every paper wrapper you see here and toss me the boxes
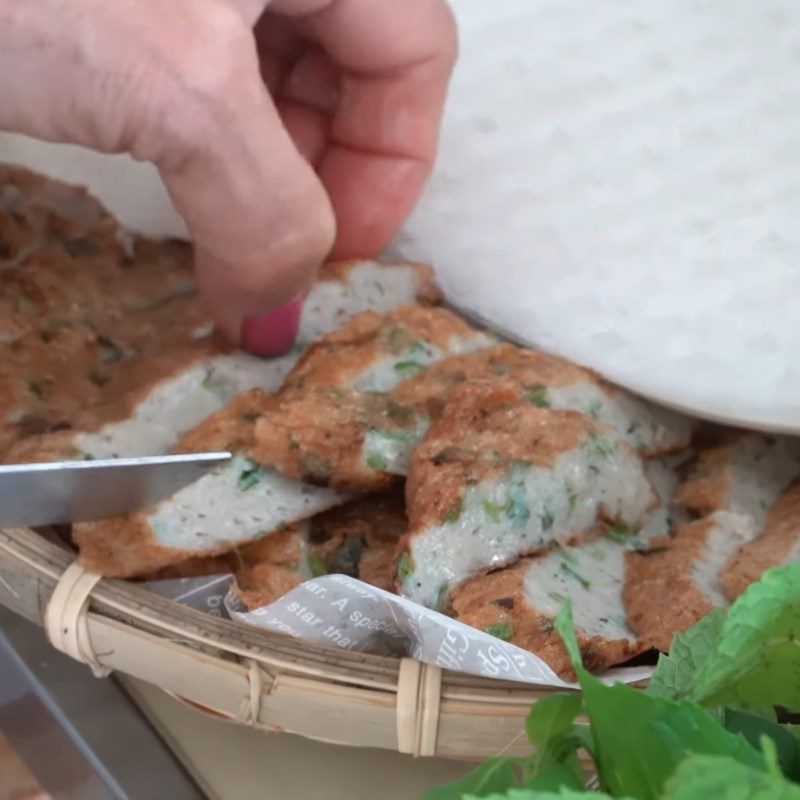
[145,572,652,688]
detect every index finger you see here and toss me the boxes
[270,0,457,257]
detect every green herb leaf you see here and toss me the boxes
[541,504,555,531]
[518,765,587,793]
[421,758,519,800]
[506,464,531,525]
[485,622,514,641]
[446,497,463,523]
[435,584,449,612]
[648,609,726,700]
[687,564,800,712]
[661,751,800,800]
[560,563,589,590]
[393,360,426,378]
[237,460,263,491]
[722,707,800,781]
[606,522,637,546]
[523,386,550,408]
[525,692,583,750]
[589,435,615,459]
[552,603,763,799]
[468,791,615,800]
[483,500,509,522]
[307,553,328,578]
[580,675,763,799]
[366,452,388,471]
[397,553,413,584]
[553,604,583,673]
[521,693,587,788]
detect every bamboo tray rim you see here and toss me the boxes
[0,526,575,760]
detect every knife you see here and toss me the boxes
[0,452,231,528]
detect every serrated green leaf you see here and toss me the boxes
[422,758,518,800]
[688,564,800,712]
[722,707,800,781]
[662,752,800,800]
[520,693,586,789]
[648,609,726,700]
[578,670,764,799]
[519,764,584,792]
[466,790,617,800]
[525,693,583,749]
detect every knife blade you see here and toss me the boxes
[0,452,231,528]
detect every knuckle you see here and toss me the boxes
[172,3,257,101]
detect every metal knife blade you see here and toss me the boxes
[0,452,231,528]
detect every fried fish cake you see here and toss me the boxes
[451,451,691,675]
[623,511,758,652]
[393,344,694,456]
[73,392,344,576]
[2,341,248,463]
[282,305,494,395]
[298,260,441,344]
[676,434,800,529]
[138,554,233,582]
[249,389,428,491]
[719,483,800,601]
[232,491,407,609]
[399,380,656,608]
[451,536,649,678]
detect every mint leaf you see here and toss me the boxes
[525,692,583,750]
[688,564,800,711]
[662,752,800,799]
[467,791,617,800]
[648,609,726,700]
[580,673,763,799]
[520,692,586,789]
[519,765,584,792]
[422,758,518,800]
[551,603,763,799]
[722,707,800,781]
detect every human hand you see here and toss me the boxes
[0,0,457,353]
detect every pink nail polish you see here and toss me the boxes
[241,298,303,358]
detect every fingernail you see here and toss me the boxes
[241,297,303,358]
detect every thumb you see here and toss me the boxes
[153,9,335,351]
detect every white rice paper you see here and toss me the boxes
[144,572,652,688]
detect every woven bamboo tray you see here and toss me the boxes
[0,525,576,760]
